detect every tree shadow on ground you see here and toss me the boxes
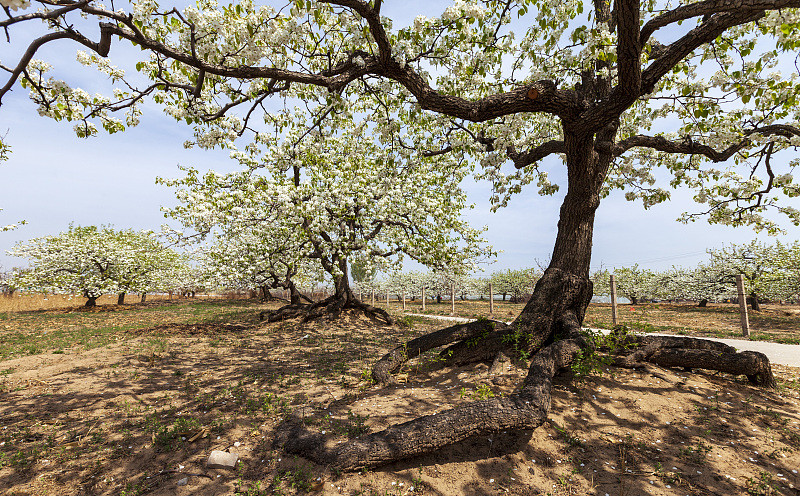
[1,310,798,495]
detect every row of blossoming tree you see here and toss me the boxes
[351,240,800,309]
[5,225,195,306]
[592,241,800,309]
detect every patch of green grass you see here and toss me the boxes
[746,470,777,495]
[149,416,201,452]
[271,466,314,493]
[0,298,264,359]
[751,333,800,344]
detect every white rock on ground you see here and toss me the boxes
[206,450,239,469]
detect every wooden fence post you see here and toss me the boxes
[736,274,750,338]
[489,282,494,316]
[422,286,426,311]
[610,275,618,326]
[450,282,455,316]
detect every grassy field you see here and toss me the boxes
[0,297,799,496]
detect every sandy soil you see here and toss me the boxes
[1,310,799,496]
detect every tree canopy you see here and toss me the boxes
[8,225,183,306]
[161,115,491,320]
[2,0,799,235]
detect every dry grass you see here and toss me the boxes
[0,293,225,313]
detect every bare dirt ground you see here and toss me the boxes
[1,299,799,496]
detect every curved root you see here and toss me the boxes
[277,320,588,471]
[372,319,506,383]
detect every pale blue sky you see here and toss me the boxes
[0,1,794,273]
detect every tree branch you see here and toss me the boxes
[640,0,800,46]
[606,124,800,160]
[0,23,112,105]
[509,140,566,169]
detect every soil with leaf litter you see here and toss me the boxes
[1,300,799,495]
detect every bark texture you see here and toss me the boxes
[278,324,589,471]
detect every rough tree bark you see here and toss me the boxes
[117,292,126,305]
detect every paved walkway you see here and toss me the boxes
[405,313,800,367]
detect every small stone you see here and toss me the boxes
[177,477,188,486]
[207,450,239,469]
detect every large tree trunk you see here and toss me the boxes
[749,291,762,311]
[280,131,607,468]
[117,292,126,305]
[84,292,98,308]
[278,118,776,473]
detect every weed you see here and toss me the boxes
[235,480,270,496]
[678,440,712,464]
[460,383,495,401]
[359,366,374,384]
[745,470,777,495]
[272,466,314,493]
[550,420,584,448]
[150,416,201,451]
[571,326,633,379]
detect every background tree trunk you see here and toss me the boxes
[117,293,126,305]
[749,292,762,311]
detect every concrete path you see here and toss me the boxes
[405,313,800,367]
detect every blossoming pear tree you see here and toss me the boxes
[609,264,662,304]
[8,225,182,306]
[1,0,797,470]
[161,115,490,323]
[704,240,786,310]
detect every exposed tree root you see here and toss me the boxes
[259,295,392,325]
[274,268,778,471]
[371,319,507,384]
[611,334,777,388]
[276,321,589,471]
